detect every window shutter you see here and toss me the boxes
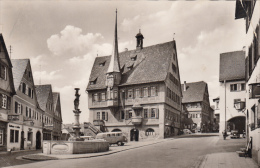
[7,96,11,110]
[156,108,159,119]
[105,112,108,121]
[15,102,18,113]
[125,110,129,120]
[156,86,158,96]
[21,104,23,114]
[0,94,2,108]
[133,89,135,99]
[148,87,151,97]
[140,88,143,97]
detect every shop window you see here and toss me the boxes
[27,132,32,146]
[10,130,14,143]
[10,129,19,143]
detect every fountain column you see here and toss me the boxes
[72,88,82,140]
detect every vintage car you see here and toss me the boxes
[230,130,240,139]
[96,132,128,146]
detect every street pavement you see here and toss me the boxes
[1,134,258,168]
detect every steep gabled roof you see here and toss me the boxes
[0,34,12,67]
[219,50,245,82]
[11,59,29,91]
[35,84,52,111]
[181,81,207,103]
[52,92,59,111]
[87,41,175,90]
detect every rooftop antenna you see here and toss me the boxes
[9,45,12,58]
[173,33,175,40]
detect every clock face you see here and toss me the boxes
[107,75,114,88]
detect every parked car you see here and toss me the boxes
[230,130,240,139]
[183,129,192,134]
[96,132,128,146]
[80,136,95,141]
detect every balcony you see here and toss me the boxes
[131,116,143,125]
[93,120,104,126]
[107,99,118,107]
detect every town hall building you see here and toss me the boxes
[86,11,182,140]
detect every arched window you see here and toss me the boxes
[146,128,155,136]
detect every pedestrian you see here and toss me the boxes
[222,130,227,140]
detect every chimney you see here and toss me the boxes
[184,81,187,91]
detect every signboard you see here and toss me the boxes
[8,115,19,121]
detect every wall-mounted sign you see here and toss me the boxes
[8,115,19,121]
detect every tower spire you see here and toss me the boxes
[107,9,120,73]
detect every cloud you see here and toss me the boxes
[47,25,104,56]
[33,69,63,84]
[30,55,45,65]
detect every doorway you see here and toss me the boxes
[20,131,24,150]
[130,128,139,141]
[36,131,41,149]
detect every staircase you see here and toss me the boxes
[84,122,102,137]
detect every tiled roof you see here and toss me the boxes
[181,81,207,103]
[35,85,52,111]
[11,59,29,91]
[219,51,245,82]
[87,41,175,90]
[52,92,59,111]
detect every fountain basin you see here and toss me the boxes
[43,140,109,155]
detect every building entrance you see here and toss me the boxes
[20,131,24,150]
[227,116,245,134]
[130,128,139,141]
[36,131,41,149]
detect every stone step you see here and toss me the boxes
[236,151,245,157]
[240,148,246,152]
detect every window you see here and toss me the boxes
[241,83,245,91]
[22,83,26,94]
[93,93,98,102]
[27,132,32,146]
[128,110,133,119]
[151,108,156,118]
[121,110,125,120]
[135,89,140,98]
[102,112,106,120]
[143,87,148,97]
[172,63,177,73]
[230,84,238,91]
[0,129,3,145]
[29,108,31,118]
[1,94,7,109]
[10,130,14,143]
[97,112,100,120]
[114,90,118,99]
[101,93,106,101]
[28,87,31,97]
[15,102,22,114]
[144,109,148,118]
[128,89,133,99]
[146,128,155,136]
[151,86,157,96]
[10,130,19,143]
[0,64,6,80]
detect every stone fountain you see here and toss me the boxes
[42,88,109,155]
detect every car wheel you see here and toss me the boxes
[117,141,122,146]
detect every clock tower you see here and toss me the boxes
[106,9,121,101]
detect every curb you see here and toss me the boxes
[22,139,173,161]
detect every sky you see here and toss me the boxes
[0,1,247,124]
